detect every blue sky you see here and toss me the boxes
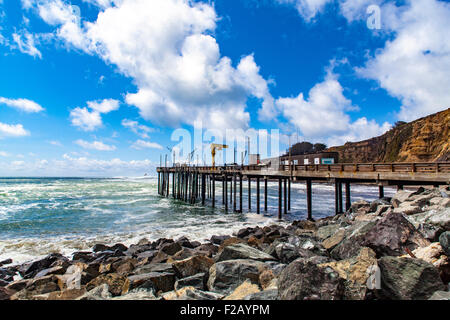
[0,0,449,176]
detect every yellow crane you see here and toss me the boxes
[211,144,228,167]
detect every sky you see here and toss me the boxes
[0,0,449,177]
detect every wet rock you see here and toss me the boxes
[175,273,206,291]
[133,263,174,275]
[160,242,182,256]
[439,231,450,256]
[170,248,195,261]
[176,236,200,249]
[78,283,112,300]
[193,243,218,257]
[378,256,445,300]
[92,244,109,253]
[0,259,13,267]
[277,258,345,300]
[319,247,378,300]
[244,289,278,300]
[72,251,96,264]
[11,275,60,300]
[224,280,260,300]
[207,259,267,294]
[110,243,128,252]
[362,212,430,257]
[210,235,231,245]
[0,267,15,282]
[126,272,174,293]
[216,243,276,262]
[35,266,66,278]
[428,291,450,300]
[18,253,67,279]
[136,250,157,261]
[111,258,137,275]
[172,255,214,278]
[237,227,253,239]
[151,251,170,264]
[218,237,246,252]
[86,273,129,297]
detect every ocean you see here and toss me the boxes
[0,177,396,265]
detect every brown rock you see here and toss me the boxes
[172,255,214,278]
[322,229,345,250]
[224,280,260,300]
[218,237,245,252]
[86,273,129,296]
[259,269,275,290]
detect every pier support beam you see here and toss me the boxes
[345,181,351,212]
[256,177,260,214]
[284,178,287,215]
[224,174,228,212]
[379,185,384,199]
[288,178,291,211]
[335,180,340,215]
[278,178,282,220]
[306,179,312,221]
[212,174,215,208]
[233,174,237,212]
[264,177,268,212]
[239,174,243,213]
[248,177,251,212]
[338,182,343,213]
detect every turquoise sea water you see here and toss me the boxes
[0,177,395,264]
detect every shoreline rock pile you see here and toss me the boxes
[1,186,449,300]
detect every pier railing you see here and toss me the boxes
[279,162,450,173]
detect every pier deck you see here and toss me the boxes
[156,162,450,220]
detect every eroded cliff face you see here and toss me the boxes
[327,108,450,163]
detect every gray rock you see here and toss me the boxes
[362,212,430,257]
[277,258,344,300]
[215,243,276,262]
[316,224,341,241]
[207,259,267,294]
[439,231,450,256]
[127,272,175,293]
[175,273,206,291]
[273,243,316,264]
[175,288,224,300]
[391,190,414,208]
[132,263,174,275]
[244,289,278,300]
[406,208,450,230]
[369,199,391,213]
[378,257,445,300]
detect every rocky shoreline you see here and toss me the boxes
[1,186,449,301]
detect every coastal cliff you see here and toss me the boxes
[327,108,450,163]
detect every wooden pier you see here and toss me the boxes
[157,162,450,220]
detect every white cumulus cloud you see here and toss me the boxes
[0,97,44,112]
[0,122,30,137]
[131,139,163,150]
[75,139,116,151]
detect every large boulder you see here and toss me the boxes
[85,273,129,297]
[277,258,345,300]
[126,272,175,293]
[410,242,450,284]
[207,259,266,294]
[362,212,430,257]
[18,253,68,279]
[406,208,450,231]
[216,243,276,262]
[319,247,379,300]
[172,255,214,279]
[175,273,206,291]
[77,283,112,300]
[391,190,414,208]
[378,256,445,300]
